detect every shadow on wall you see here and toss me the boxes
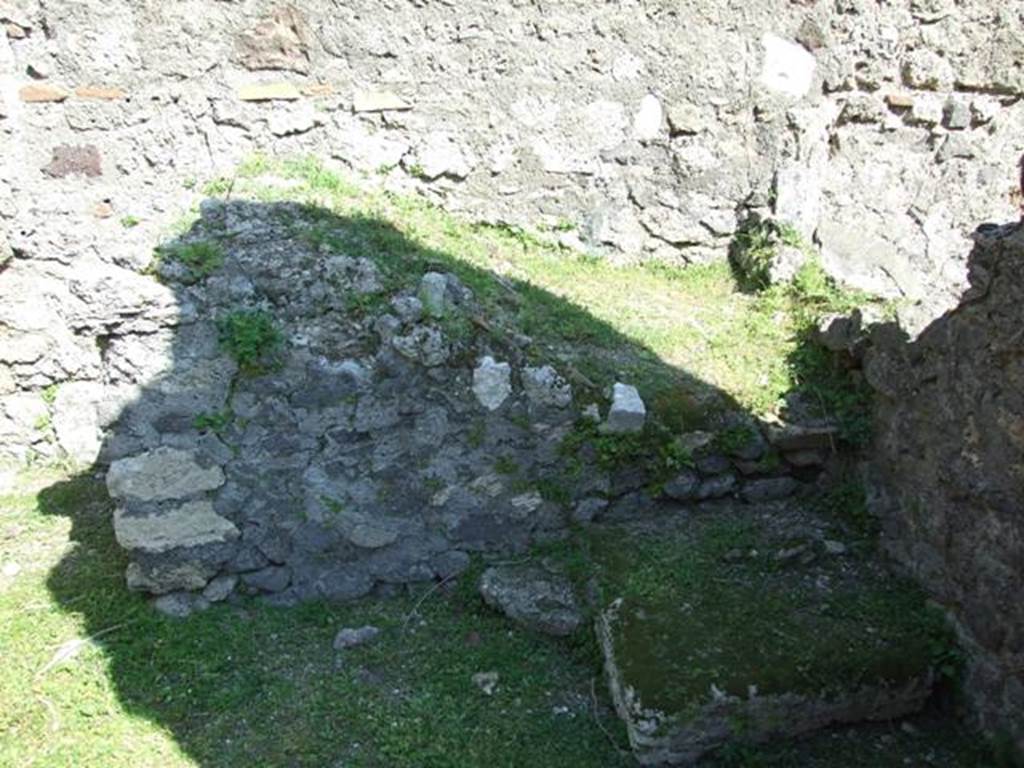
[31,195,862,765]
[860,220,1024,756]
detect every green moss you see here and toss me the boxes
[590,512,944,715]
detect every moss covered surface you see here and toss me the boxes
[588,503,948,718]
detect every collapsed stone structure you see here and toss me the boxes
[1,0,1022,757]
[95,199,818,612]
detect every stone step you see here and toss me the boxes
[587,500,944,766]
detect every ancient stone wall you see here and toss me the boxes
[822,223,1024,748]
[2,3,1023,465]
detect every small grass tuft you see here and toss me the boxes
[217,309,283,373]
[154,240,225,281]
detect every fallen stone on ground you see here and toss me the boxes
[479,563,582,637]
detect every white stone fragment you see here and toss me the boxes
[759,34,816,99]
[604,383,646,434]
[633,93,663,140]
[472,356,512,411]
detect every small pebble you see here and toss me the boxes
[472,671,499,695]
[333,625,381,650]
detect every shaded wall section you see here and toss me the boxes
[863,222,1024,746]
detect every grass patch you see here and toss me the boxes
[153,240,224,281]
[0,467,630,768]
[217,310,283,374]
[194,153,879,422]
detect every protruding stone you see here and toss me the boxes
[114,501,240,553]
[522,365,572,408]
[268,103,319,136]
[202,574,238,602]
[479,564,582,636]
[237,82,302,101]
[603,383,646,434]
[632,93,663,140]
[472,356,512,411]
[759,33,816,98]
[418,272,448,318]
[663,470,700,501]
[126,560,213,594]
[353,89,411,113]
[407,133,474,180]
[107,447,226,502]
[241,565,291,593]
[666,102,702,135]
[901,49,955,91]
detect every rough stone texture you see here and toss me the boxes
[113,501,240,554]
[604,383,646,434]
[0,3,1017,420]
[106,447,225,502]
[479,564,582,637]
[333,625,381,650]
[864,223,1024,750]
[472,356,511,411]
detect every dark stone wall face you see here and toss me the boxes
[865,223,1024,746]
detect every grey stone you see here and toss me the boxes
[431,550,471,579]
[51,381,105,464]
[391,295,423,324]
[126,560,215,595]
[242,565,291,593]
[943,98,971,130]
[603,383,646,434]
[767,424,837,452]
[741,477,799,503]
[572,497,608,524]
[666,102,702,136]
[153,591,210,619]
[333,625,381,650]
[268,104,319,137]
[113,501,240,554]
[695,473,737,500]
[107,447,225,502]
[392,326,449,367]
[479,564,582,636]
[418,272,448,318]
[785,449,827,467]
[522,365,572,408]
[472,671,499,695]
[472,356,512,411]
[902,49,955,91]
[663,470,700,501]
[201,573,238,602]
[695,454,731,476]
[823,539,848,556]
